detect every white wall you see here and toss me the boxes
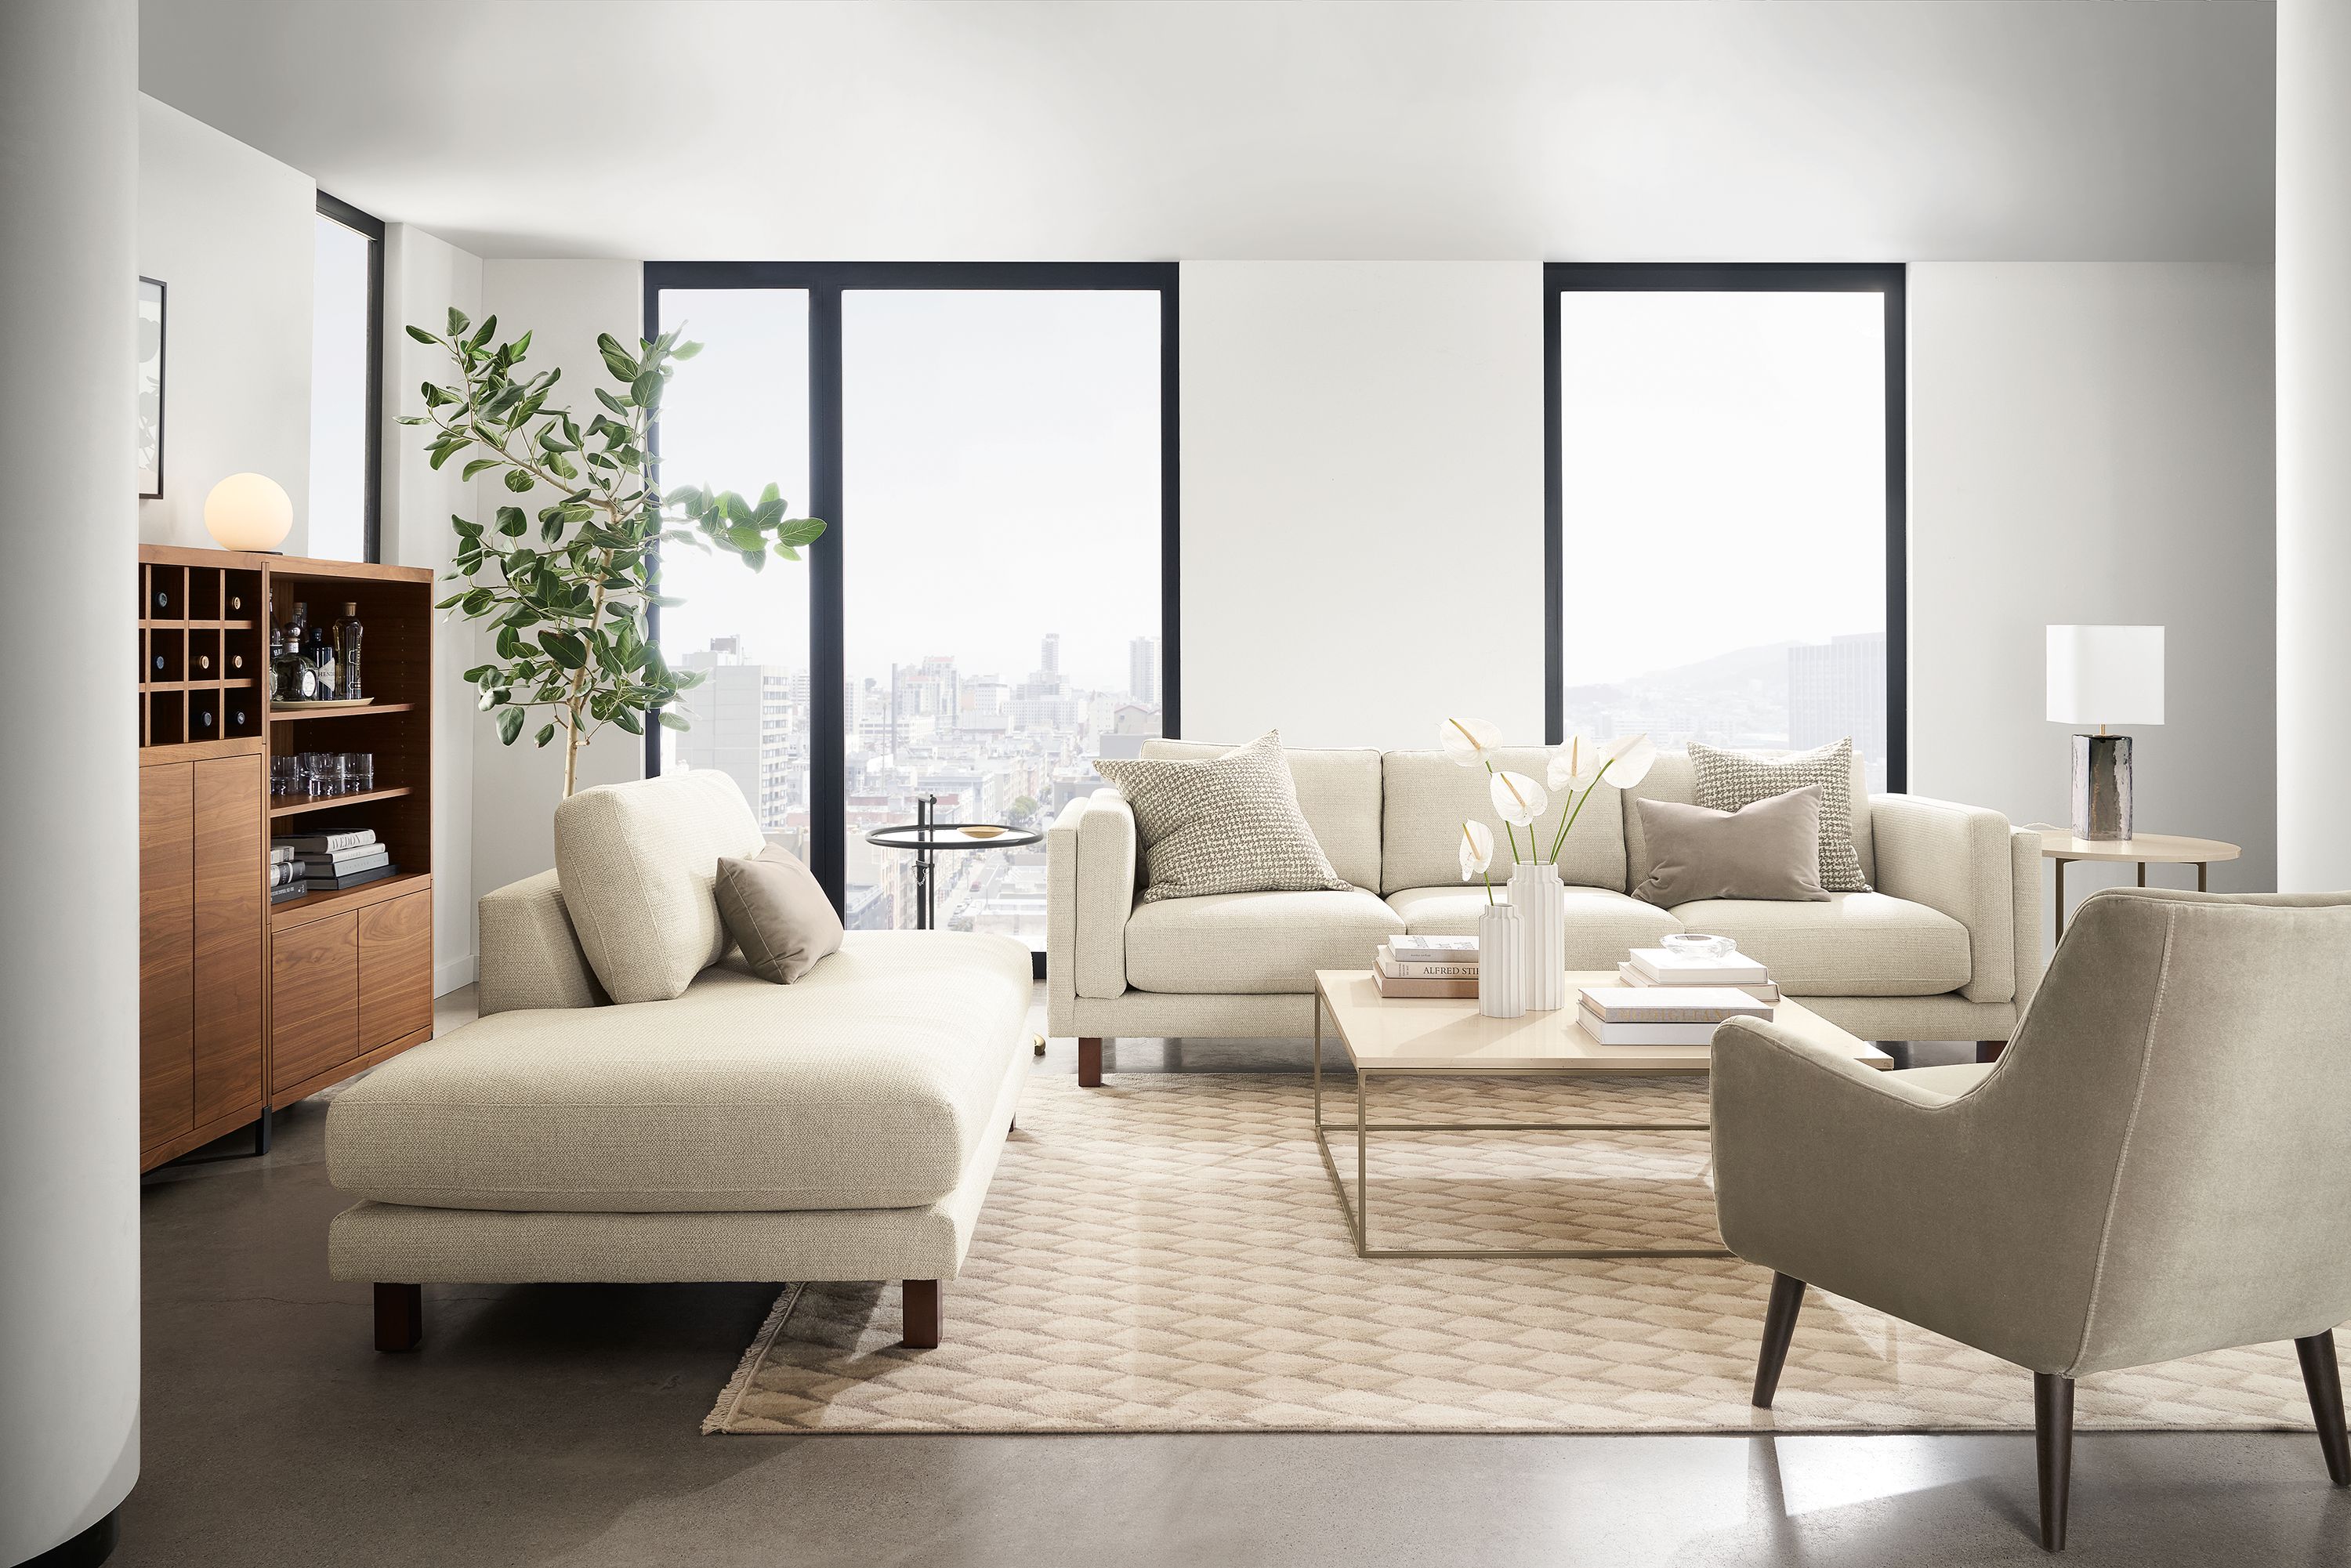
[383,224,485,991]
[2277,0,2351,893]
[1179,262,1546,750]
[136,94,314,552]
[1909,263,2277,929]
[468,259,648,900]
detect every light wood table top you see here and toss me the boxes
[2031,831,2241,865]
[1313,969,1893,1074]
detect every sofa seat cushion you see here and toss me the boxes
[327,932,1032,1214]
[1668,893,1969,997]
[1386,885,1683,969]
[1125,888,1404,994]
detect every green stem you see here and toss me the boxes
[1483,868,1494,905]
[1549,759,1614,862]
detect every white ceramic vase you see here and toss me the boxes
[1508,858,1567,1010]
[1477,901,1524,1019]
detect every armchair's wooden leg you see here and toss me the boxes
[1078,1037,1103,1088]
[901,1280,941,1349]
[2296,1331,2351,1485]
[1976,1039,2006,1064]
[2035,1371,2074,1552]
[1751,1273,1806,1408]
[374,1283,422,1353]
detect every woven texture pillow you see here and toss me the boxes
[1689,739,1871,893]
[1092,732,1351,903]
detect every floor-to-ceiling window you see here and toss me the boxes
[307,193,383,562]
[645,264,1177,964]
[1545,265,1904,791]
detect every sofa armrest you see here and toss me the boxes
[1868,794,2019,1005]
[477,868,607,1015]
[1047,791,1136,1030]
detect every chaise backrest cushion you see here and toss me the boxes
[1624,748,1876,891]
[1139,739,1382,890]
[552,770,767,1004]
[1381,748,1628,894]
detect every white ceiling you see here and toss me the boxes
[139,1,2276,263]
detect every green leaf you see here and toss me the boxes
[460,587,495,616]
[611,704,644,737]
[447,306,472,337]
[657,709,690,732]
[672,340,703,360]
[461,457,501,480]
[534,723,556,748]
[629,369,662,407]
[496,505,527,535]
[405,324,439,344]
[538,629,587,669]
[503,469,535,493]
[498,706,525,746]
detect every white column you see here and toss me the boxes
[2278,0,2351,892]
[0,2,142,1563]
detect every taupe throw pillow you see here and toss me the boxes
[1689,738,1872,892]
[1631,787,1831,907]
[1091,732,1351,902]
[714,845,845,983]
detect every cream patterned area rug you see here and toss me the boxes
[706,1071,2313,1436]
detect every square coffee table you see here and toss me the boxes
[1312,969,1893,1261]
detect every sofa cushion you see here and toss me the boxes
[1382,748,1628,895]
[1386,885,1683,968]
[1629,788,1829,907]
[1125,887,1404,994]
[1690,739,1871,893]
[715,844,845,983]
[1667,893,1969,996]
[1095,733,1351,903]
[327,932,1032,1213]
[1140,738,1382,891]
[554,770,766,1004]
[1625,748,1877,892]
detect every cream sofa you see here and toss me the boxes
[1049,741,2041,1083]
[326,773,1032,1353]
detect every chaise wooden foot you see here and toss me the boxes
[375,1283,422,1353]
[1078,1036,1103,1088]
[902,1279,940,1349]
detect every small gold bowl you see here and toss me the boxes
[958,825,1007,839]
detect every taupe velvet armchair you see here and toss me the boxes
[1712,888,2351,1552]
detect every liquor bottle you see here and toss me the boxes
[306,616,337,696]
[333,602,364,700]
[275,604,317,701]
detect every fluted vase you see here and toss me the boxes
[1507,859,1567,1010]
[1476,901,1524,1019]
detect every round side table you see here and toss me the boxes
[863,794,1041,930]
[2033,830,2242,941]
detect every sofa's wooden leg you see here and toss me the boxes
[902,1280,941,1349]
[1976,1039,2006,1065]
[2296,1331,2351,1485]
[375,1283,422,1353]
[1078,1037,1103,1088]
[1751,1273,1806,1408]
[2035,1371,2074,1552]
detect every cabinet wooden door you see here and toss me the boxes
[357,889,433,1053]
[271,911,358,1098]
[139,762,194,1150]
[191,754,266,1127]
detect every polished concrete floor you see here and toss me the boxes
[120,990,2351,1566]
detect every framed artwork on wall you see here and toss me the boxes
[138,277,166,498]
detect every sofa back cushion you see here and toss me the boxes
[1139,738,1382,890]
[553,770,767,1004]
[1624,748,1876,891]
[1380,748,1628,894]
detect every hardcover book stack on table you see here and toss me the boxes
[1576,983,1773,1045]
[273,828,395,893]
[1615,944,1780,1002]
[1373,934,1480,998]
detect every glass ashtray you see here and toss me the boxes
[1661,932,1737,958]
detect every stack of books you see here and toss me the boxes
[1577,984,1773,1045]
[267,846,306,904]
[273,829,395,893]
[1373,934,1480,999]
[1616,945,1779,1002]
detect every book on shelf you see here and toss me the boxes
[269,845,295,865]
[273,829,378,854]
[1627,947,1770,986]
[1376,943,1478,980]
[294,844,390,871]
[1577,986,1772,1025]
[1372,969,1479,1000]
[302,862,397,893]
[1574,1012,1723,1047]
[1387,935,1478,961]
[1616,961,1779,1003]
[269,881,310,905]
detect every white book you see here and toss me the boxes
[1575,1012,1722,1047]
[1628,947,1770,985]
[1578,986,1772,1024]
[1378,945,1479,980]
[1387,935,1479,959]
[1617,962,1779,1003]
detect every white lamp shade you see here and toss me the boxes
[202,472,293,552]
[2046,625,2164,726]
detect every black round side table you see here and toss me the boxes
[863,793,1041,929]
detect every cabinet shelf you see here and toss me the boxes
[269,869,432,932]
[268,702,417,723]
[269,785,412,818]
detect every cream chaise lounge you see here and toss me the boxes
[1049,741,2041,1084]
[325,773,1031,1353]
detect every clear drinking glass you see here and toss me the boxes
[346,753,373,794]
[271,755,298,797]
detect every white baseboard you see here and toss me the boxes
[434,953,478,996]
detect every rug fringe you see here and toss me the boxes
[702,1282,802,1435]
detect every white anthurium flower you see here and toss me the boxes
[1458,819,1494,882]
[1488,769,1549,827]
[1599,733,1658,789]
[1440,715,1502,768]
[1548,733,1602,791]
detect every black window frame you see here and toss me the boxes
[314,190,386,563]
[1543,263,1907,791]
[641,261,1183,942]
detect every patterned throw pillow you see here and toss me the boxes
[1688,738,1873,893]
[1092,733,1352,903]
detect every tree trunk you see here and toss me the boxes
[563,720,579,798]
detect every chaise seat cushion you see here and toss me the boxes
[327,932,1032,1215]
[1124,887,1404,994]
[1386,885,1683,969]
[1668,893,1969,996]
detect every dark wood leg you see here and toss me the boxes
[2035,1371,2074,1552]
[1078,1036,1103,1088]
[901,1279,941,1349]
[2197,861,2208,893]
[2296,1331,2351,1485]
[374,1283,422,1353]
[1751,1273,1806,1408]
[1976,1039,2006,1065]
